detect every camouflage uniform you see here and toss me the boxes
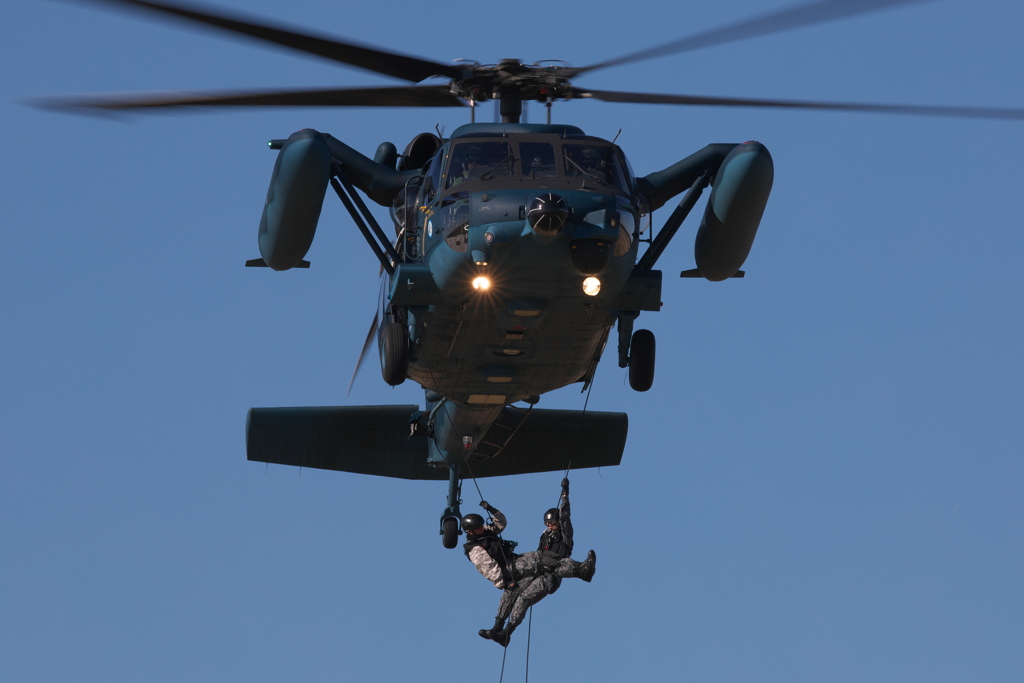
[465,507,514,589]
[465,507,549,590]
[480,481,595,646]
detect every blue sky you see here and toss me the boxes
[3,1,1022,681]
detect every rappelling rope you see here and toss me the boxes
[525,606,533,683]
[466,458,545,683]
[465,459,486,503]
[498,641,509,683]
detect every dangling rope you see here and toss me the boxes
[468,462,582,683]
[497,640,509,683]
[525,607,533,683]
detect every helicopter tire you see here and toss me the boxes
[380,321,409,386]
[441,517,460,549]
[628,329,656,392]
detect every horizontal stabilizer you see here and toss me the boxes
[245,258,310,268]
[246,405,626,480]
[248,405,431,478]
[679,268,744,278]
[464,407,626,477]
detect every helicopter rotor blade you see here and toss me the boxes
[347,313,380,397]
[577,88,1024,121]
[35,84,465,113]
[80,0,462,83]
[572,0,935,76]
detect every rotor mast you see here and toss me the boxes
[453,59,575,124]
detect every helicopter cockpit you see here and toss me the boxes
[392,131,638,261]
[440,137,631,196]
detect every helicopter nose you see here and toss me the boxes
[527,193,569,236]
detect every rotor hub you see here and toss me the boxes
[449,61,575,105]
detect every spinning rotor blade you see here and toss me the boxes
[83,0,461,83]
[38,85,464,112]
[574,0,934,75]
[578,88,1024,121]
[347,313,379,397]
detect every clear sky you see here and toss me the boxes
[3,1,1022,681]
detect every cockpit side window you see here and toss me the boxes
[616,147,637,193]
[445,141,515,189]
[422,146,446,204]
[519,142,557,178]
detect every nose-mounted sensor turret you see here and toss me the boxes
[527,193,569,235]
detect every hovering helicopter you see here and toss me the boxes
[47,0,1024,548]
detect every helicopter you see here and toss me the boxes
[45,0,1024,548]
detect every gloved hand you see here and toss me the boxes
[480,500,494,512]
[561,477,569,491]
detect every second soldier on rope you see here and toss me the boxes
[462,477,596,647]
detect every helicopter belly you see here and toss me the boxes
[409,296,611,400]
[406,235,626,403]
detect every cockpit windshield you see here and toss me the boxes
[442,138,630,195]
[562,144,628,190]
[520,142,558,178]
[446,141,514,189]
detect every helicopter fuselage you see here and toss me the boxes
[383,124,646,460]
[252,121,771,546]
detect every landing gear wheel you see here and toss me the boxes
[628,328,655,392]
[380,321,409,386]
[441,517,460,549]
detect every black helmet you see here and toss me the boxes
[462,146,484,165]
[462,513,485,532]
[543,508,560,525]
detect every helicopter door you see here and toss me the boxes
[391,175,422,259]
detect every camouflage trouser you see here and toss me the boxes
[509,551,577,581]
[498,552,579,630]
[496,573,561,630]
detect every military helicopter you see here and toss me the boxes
[47,0,1024,548]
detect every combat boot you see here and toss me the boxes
[491,623,516,647]
[577,549,597,582]
[478,616,505,641]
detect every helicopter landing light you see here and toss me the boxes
[583,277,602,296]
[472,276,492,291]
[487,376,514,383]
[501,349,522,356]
[472,249,490,266]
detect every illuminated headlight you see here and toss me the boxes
[472,276,492,291]
[582,277,601,296]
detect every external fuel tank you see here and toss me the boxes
[257,129,332,270]
[694,141,773,281]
